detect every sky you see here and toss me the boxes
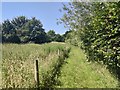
[2,2,69,34]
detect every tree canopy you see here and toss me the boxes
[2,16,65,44]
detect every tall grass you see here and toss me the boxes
[0,43,2,89]
[2,43,70,88]
[2,43,118,88]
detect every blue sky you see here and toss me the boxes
[2,2,69,34]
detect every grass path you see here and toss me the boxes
[56,45,118,88]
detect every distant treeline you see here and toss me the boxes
[1,16,69,44]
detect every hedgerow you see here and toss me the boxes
[60,1,120,79]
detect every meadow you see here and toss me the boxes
[2,43,70,88]
[1,43,119,88]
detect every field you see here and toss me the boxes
[2,43,70,88]
[0,44,2,89]
[1,43,119,88]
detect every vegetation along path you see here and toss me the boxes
[56,45,119,88]
[2,43,119,88]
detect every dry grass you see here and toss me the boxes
[2,43,70,88]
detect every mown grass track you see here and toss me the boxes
[56,45,119,88]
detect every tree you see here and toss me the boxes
[47,30,65,42]
[47,30,56,41]
[54,34,64,42]
[11,16,28,30]
[22,17,46,43]
[2,19,21,43]
[2,16,47,44]
[0,23,2,43]
[63,30,80,46]
[60,1,120,78]
[2,16,65,44]
[6,35,21,43]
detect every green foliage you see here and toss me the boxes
[90,2,120,78]
[63,30,81,46]
[54,34,64,42]
[2,16,65,44]
[60,2,120,79]
[47,30,65,42]
[2,16,49,44]
[47,30,56,41]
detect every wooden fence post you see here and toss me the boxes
[34,60,40,89]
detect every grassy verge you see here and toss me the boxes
[56,45,119,88]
